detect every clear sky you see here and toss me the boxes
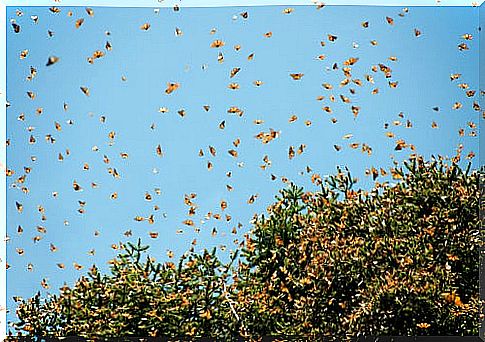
[5,4,480,328]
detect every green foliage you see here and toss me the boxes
[10,156,481,339]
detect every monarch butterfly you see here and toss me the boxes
[386,16,394,25]
[49,7,61,13]
[85,8,94,16]
[290,73,304,80]
[414,28,422,37]
[328,34,338,42]
[230,67,240,78]
[389,81,398,88]
[343,57,359,66]
[283,8,294,14]
[210,39,225,48]
[73,180,82,191]
[156,144,163,157]
[247,194,258,204]
[361,21,369,28]
[165,82,180,94]
[93,50,105,59]
[183,219,194,226]
[264,32,273,38]
[80,86,90,96]
[289,146,295,159]
[340,94,351,103]
[75,18,84,29]
[450,73,461,81]
[441,291,463,307]
[140,23,151,31]
[253,80,263,86]
[452,102,462,110]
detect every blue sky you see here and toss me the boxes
[5,4,480,328]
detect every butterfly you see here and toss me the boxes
[140,23,151,31]
[165,82,180,94]
[441,291,463,307]
[46,56,60,66]
[290,73,304,80]
[80,86,90,96]
[156,144,163,157]
[210,40,225,48]
[230,67,241,78]
[75,18,84,29]
[85,8,94,16]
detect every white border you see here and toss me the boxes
[1,1,6,339]
[0,0,482,340]
[3,0,485,7]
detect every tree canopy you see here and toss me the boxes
[10,155,481,339]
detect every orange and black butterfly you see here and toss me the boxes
[210,40,225,48]
[11,21,21,33]
[165,82,180,94]
[75,18,84,29]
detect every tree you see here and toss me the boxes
[10,155,481,339]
